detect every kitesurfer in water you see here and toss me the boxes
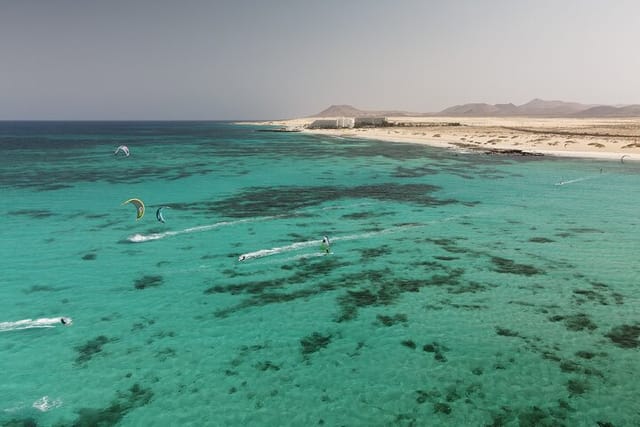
[238,255,246,262]
[60,317,72,326]
[321,236,330,254]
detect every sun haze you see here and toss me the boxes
[1,0,638,120]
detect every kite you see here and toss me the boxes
[156,206,169,223]
[114,145,130,157]
[123,198,145,220]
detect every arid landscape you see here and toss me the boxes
[257,101,640,160]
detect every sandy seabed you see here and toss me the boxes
[254,116,640,161]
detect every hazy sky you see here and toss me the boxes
[1,0,639,119]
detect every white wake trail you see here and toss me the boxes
[0,317,72,332]
[127,215,282,243]
[554,174,605,186]
[239,239,321,261]
[238,222,429,262]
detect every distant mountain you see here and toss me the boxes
[440,103,513,116]
[311,100,640,119]
[438,99,599,116]
[517,98,593,115]
[575,104,640,117]
[314,105,368,117]
[312,104,421,118]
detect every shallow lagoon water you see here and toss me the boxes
[1,121,639,426]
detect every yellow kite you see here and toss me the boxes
[122,198,145,220]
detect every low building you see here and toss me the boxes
[308,117,355,129]
[354,117,389,128]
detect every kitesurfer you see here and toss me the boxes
[321,236,330,254]
[238,255,246,262]
[60,317,72,326]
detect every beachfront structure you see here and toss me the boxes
[354,117,389,128]
[308,117,355,129]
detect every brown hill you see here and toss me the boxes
[576,104,640,117]
[312,104,422,118]
[313,105,368,117]
[517,98,594,115]
[440,103,510,116]
[438,99,597,116]
[312,100,640,119]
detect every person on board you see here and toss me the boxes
[321,236,330,254]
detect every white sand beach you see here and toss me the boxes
[253,116,640,161]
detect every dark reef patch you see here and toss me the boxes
[491,257,543,276]
[191,183,457,218]
[568,227,604,234]
[495,327,521,337]
[336,268,467,321]
[254,360,280,371]
[517,405,558,427]
[548,313,597,332]
[425,237,470,254]
[300,332,332,357]
[446,280,486,294]
[358,245,392,259]
[605,324,640,348]
[422,341,448,362]
[488,401,573,427]
[566,378,590,396]
[23,285,58,294]
[392,165,438,178]
[213,252,468,321]
[82,253,97,260]
[575,351,597,360]
[375,313,408,327]
[529,237,555,243]
[2,418,38,427]
[75,335,113,365]
[433,402,452,415]
[208,257,348,296]
[8,209,55,219]
[572,282,624,306]
[434,255,459,261]
[66,383,153,426]
[155,347,177,361]
[341,211,391,220]
[401,339,417,350]
[133,275,163,290]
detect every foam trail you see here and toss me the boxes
[128,203,375,243]
[32,396,62,412]
[238,222,429,262]
[0,317,71,332]
[239,239,321,261]
[555,174,604,186]
[127,215,281,243]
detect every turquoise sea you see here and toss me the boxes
[1,121,639,426]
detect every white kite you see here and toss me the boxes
[114,145,130,157]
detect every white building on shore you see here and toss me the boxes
[308,117,355,129]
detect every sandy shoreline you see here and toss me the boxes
[244,116,640,161]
